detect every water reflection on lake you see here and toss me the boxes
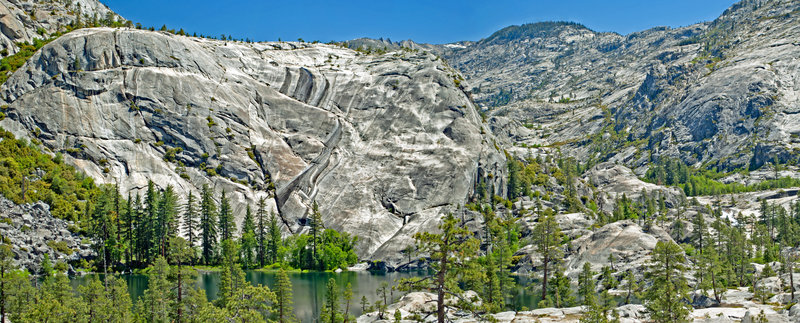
[71,270,541,323]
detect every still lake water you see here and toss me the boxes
[71,270,540,322]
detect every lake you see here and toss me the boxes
[71,270,541,322]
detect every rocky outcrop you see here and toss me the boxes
[585,162,685,212]
[0,196,94,272]
[513,219,672,278]
[358,288,794,322]
[564,220,670,277]
[0,0,121,54]
[0,27,506,259]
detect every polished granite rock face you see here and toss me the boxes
[0,27,505,262]
[0,0,119,55]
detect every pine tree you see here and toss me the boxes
[342,282,353,323]
[28,262,77,321]
[644,241,691,323]
[123,192,134,265]
[144,180,160,263]
[218,191,234,242]
[547,265,574,307]
[360,296,369,313]
[183,192,199,255]
[692,211,707,251]
[578,262,596,305]
[480,207,518,312]
[534,212,563,303]
[309,201,324,269]
[700,244,725,303]
[216,239,245,308]
[223,281,276,322]
[600,265,618,291]
[77,276,117,322]
[169,236,195,323]
[623,270,639,305]
[375,282,389,319]
[106,276,133,323]
[133,193,144,264]
[274,267,296,323]
[200,184,218,265]
[136,256,172,322]
[398,213,480,323]
[240,205,257,269]
[322,278,340,323]
[91,187,115,274]
[256,197,267,267]
[787,250,798,303]
[580,289,619,323]
[269,211,282,264]
[4,269,33,322]
[158,185,179,257]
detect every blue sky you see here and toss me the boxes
[101,0,737,44]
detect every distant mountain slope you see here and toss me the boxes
[416,0,800,172]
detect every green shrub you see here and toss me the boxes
[47,240,73,255]
[163,147,183,162]
[0,129,102,221]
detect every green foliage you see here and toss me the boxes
[580,290,620,323]
[0,39,53,85]
[644,241,691,323]
[0,129,104,220]
[320,278,340,323]
[182,191,199,260]
[578,262,596,305]
[644,157,800,196]
[474,204,519,313]
[162,146,183,162]
[218,191,234,242]
[274,267,296,323]
[200,184,218,265]
[240,205,257,269]
[136,256,172,321]
[285,228,358,271]
[397,213,481,323]
[46,240,72,255]
[543,265,574,308]
[534,212,564,304]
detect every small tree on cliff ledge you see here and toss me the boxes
[397,213,480,323]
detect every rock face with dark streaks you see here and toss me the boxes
[0,28,506,260]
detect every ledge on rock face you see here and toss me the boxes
[1,27,506,260]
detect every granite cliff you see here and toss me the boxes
[0,27,506,260]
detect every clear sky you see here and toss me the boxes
[100,0,738,44]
